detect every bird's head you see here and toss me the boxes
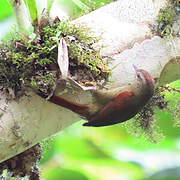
[133,65,155,96]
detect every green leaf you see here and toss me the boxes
[72,0,90,11]
[43,167,89,180]
[0,0,13,21]
[47,0,54,15]
[23,0,38,26]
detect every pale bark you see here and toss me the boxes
[0,0,180,163]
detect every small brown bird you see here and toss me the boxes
[48,38,155,127]
[83,68,155,126]
[49,67,155,127]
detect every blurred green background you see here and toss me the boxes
[0,0,180,179]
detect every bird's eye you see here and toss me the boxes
[136,73,142,79]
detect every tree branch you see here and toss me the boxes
[0,0,179,163]
[8,0,30,40]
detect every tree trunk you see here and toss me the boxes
[0,0,179,163]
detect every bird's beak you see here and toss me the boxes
[133,65,139,75]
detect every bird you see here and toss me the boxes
[83,68,155,126]
[47,38,155,127]
[49,66,155,127]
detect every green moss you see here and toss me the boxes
[42,21,108,73]
[157,0,179,37]
[0,20,109,98]
[124,85,180,143]
[170,0,180,6]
